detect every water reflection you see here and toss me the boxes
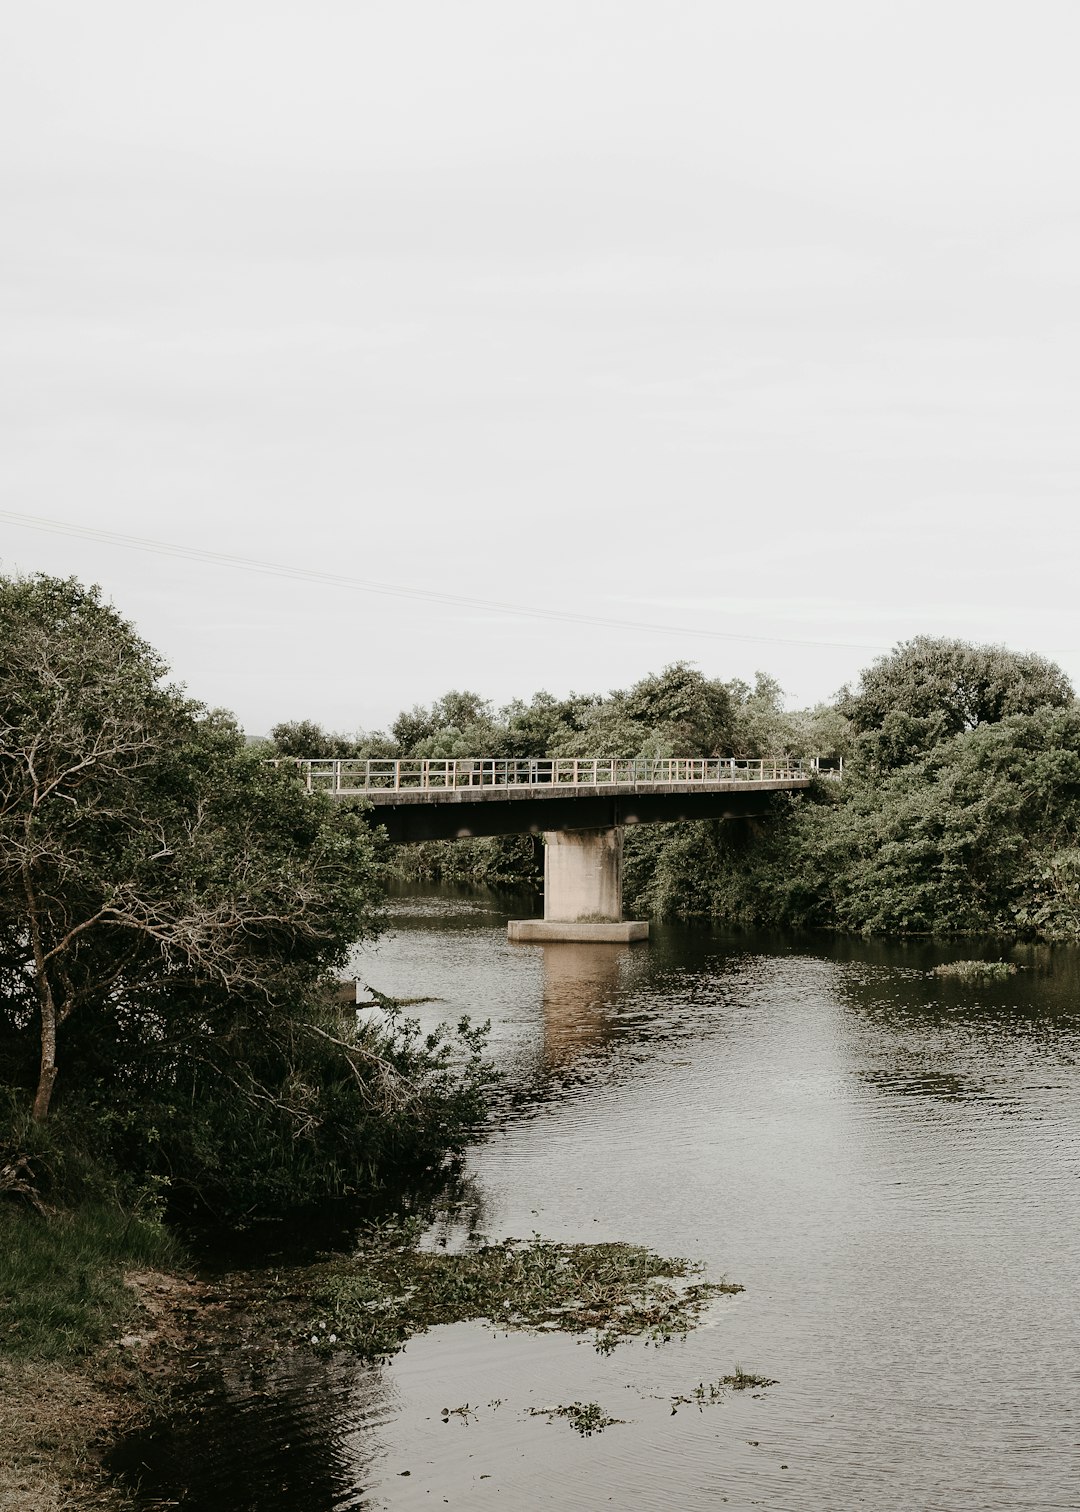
[538,942,628,1070]
[110,1351,387,1511]
[113,891,1080,1512]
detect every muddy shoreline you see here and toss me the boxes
[7,1228,745,1509]
[0,1268,249,1511]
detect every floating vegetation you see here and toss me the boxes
[670,1366,778,1413]
[933,960,1019,982]
[440,1402,478,1424]
[360,985,442,1008]
[270,1225,742,1361]
[529,1401,623,1436]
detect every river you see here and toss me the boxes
[115,885,1080,1510]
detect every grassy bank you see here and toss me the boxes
[0,1203,184,1510]
[0,1206,176,1363]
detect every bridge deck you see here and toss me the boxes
[353,775,811,808]
[283,756,827,797]
[278,758,828,843]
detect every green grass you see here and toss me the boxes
[271,1227,743,1359]
[0,1204,176,1362]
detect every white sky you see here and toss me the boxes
[3,1,1079,735]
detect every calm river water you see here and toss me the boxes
[118,886,1080,1510]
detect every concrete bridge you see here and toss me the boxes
[288,756,826,944]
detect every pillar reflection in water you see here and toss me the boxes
[538,941,629,1071]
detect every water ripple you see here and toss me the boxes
[115,896,1080,1510]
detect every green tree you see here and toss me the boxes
[623,663,735,755]
[269,719,354,758]
[433,690,493,732]
[390,703,438,752]
[391,691,497,755]
[834,707,1080,936]
[501,691,600,757]
[0,575,382,1124]
[726,675,851,761]
[838,637,1073,770]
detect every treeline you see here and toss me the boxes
[267,663,847,765]
[265,664,848,892]
[269,642,1080,940]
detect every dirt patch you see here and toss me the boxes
[0,1270,230,1511]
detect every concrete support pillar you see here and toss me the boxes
[508,827,649,943]
[543,826,623,922]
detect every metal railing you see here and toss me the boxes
[277,756,839,796]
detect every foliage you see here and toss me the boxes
[501,690,601,757]
[828,708,1080,936]
[528,1402,623,1435]
[622,663,735,755]
[932,960,1018,980]
[0,574,386,1124]
[269,720,397,759]
[623,788,845,931]
[388,833,542,890]
[2,992,492,1227]
[728,673,851,761]
[669,1368,778,1412]
[636,707,1080,941]
[269,719,353,758]
[392,691,500,758]
[0,573,494,1223]
[278,1228,741,1361]
[838,636,1073,771]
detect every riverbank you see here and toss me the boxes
[2,1194,747,1509]
[0,1266,207,1510]
[0,1197,240,1510]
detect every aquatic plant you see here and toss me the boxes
[670,1366,778,1412]
[528,1401,623,1436]
[932,960,1019,981]
[273,1228,742,1361]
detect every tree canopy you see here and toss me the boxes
[1,576,380,1120]
[1,575,495,1221]
[838,637,1074,770]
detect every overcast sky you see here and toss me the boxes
[3,2,1079,735]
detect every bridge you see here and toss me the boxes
[287,756,828,944]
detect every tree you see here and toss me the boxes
[501,691,600,757]
[833,706,1080,936]
[432,690,493,732]
[838,637,1074,770]
[725,675,851,761]
[0,575,381,1124]
[390,691,501,758]
[623,663,735,755]
[269,719,356,758]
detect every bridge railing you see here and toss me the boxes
[277,756,836,795]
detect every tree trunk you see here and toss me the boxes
[33,983,58,1122]
[24,860,59,1121]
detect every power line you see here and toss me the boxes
[1,507,894,653]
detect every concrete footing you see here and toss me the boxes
[508,825,650,944]
[507,918,649,943]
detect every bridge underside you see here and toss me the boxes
[357,779,805,844]
[347,778,808,944]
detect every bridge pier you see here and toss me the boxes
[507,827,649,943]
